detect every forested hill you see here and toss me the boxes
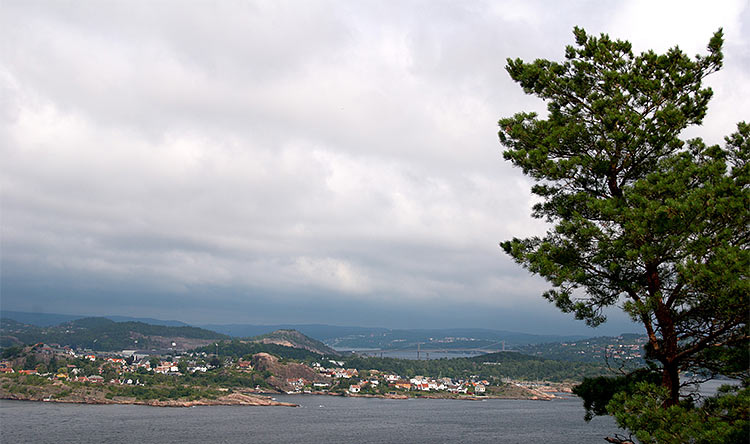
[192,330,341,360]
[0,317,228,351]
[514,334,647,365]
[340,351,607,382]
[193,339,334,362]
[250,329,339,356]
[193,338,606,382]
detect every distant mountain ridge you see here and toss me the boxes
[1,310,587,350]
[0,316,227,351]
[0,310,190,328]
[1,311,644,365]
[199,323,389,340]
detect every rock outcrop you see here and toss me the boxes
[251,352,327,391]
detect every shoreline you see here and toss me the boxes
[322,391,557,401]
[205,386,563,402]
[0,392,297,408]
[0,388,567,407]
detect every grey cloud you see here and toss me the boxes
[2,1,746,334]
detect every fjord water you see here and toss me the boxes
[1,395,617,443]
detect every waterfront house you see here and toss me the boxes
[413,382,429,391]
[391,380,411,390]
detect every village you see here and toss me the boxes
[0,342,562,400]
[294,360,493,395]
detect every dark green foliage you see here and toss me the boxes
[68,317,220,339]
[499,27,748,442]
[573,369,661,420]
[499,26,747,405]
[1,345,23,359]
[54,389,71,399]
[343,352,606,382]
[608,381,749,444]
[149,356,160,369]
[23,353,37,370]
[249,329,339,356]
[106,384,222,401]
[48,356,58,373]
[18,374,50,387]
[516,334,646,365]
[195,339,332,361]
[0,317,228,351]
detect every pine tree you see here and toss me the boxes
[499,27,748,443]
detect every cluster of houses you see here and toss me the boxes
[3,344,495,396]
[553,336,646,362]
[604,343,644,360]
[301,360,489,395]
[0,343,215,384]
[348,375,488,395]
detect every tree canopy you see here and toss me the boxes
[498,27,748,443]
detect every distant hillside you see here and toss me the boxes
[249,329,339,356]
[514,334,647,366]
[325,328,586,351]
[193,339,335,361]
[1,310,190,328]
[191,330,341,360]
[0,311,83,327]
[2,311,611,353]
[341,351,608,382]
[0,317,228,351]
[199,323,390,340]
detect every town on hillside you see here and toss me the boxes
[0,340,574,405]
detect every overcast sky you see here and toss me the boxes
[1,1,748,335]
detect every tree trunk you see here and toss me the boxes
[646,263,681,407]
[662,362,680,407]
[605,437,635,444]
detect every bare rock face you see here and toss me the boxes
[251,352,326,391]
[258,338,295,348]
[248,329,340,356]
[251,353,279,370]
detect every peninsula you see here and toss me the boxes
[0,318,623,407]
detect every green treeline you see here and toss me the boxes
[199,340,608,382]
[0,318,227,351]
[342,352,606,382]
[195,340,332,361]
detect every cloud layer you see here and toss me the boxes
[2,0,748,334]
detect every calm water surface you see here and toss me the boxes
[1,395,618,443]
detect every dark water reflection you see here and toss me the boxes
[1,395,618,443]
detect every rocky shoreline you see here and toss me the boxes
[0,392,297,407]
[2,387,562,407]
[2,372,564,407]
